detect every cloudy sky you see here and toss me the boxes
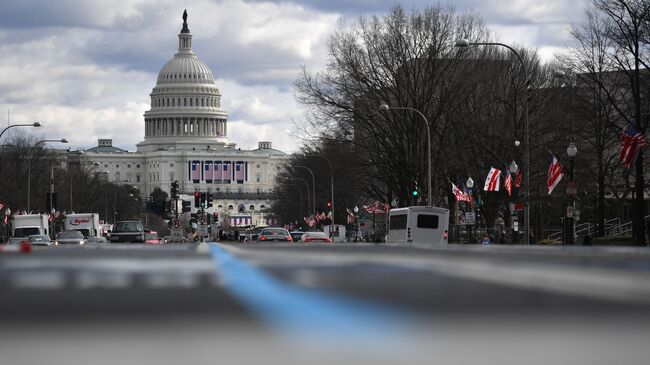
[0,0,587,153]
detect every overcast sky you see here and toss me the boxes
[0,0,587,153]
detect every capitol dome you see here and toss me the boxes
[139,10,230,152]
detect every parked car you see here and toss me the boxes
[257,228,292,242]
[27,235,53,246]
[55,230,86,245]
[144,231,162,244]
[300,232,332,243]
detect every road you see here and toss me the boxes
[1,241,650,365]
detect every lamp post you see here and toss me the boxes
[292,165,316,218]
[27,138,68,212]
[455,38,531,245]
[379,104,432,207]
[291,178,311,216]
[305,154,335,234]
[0,122,42,173]
[566,141,578,245]
[353,205,359,242]
[466,177,475,242]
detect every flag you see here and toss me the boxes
[235,161,245,181]
[204,161,213,182]
[620,124,647,169]
[504,171,512,196]
[222,162,231,182]
[191,161,200,181]
[483,167,501,192]
[0,202,4,211]
[452,183,472,202]
[214,161,222,181]
[3,215,7,225]
[514,171,523,188]
[346,208,355,224]
[547,154,564,194]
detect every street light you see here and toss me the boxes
[566,141,578,245]
[379,103,432,207]
[292,165,316,217]
[455,38,531,245]
[353,205,359,242]
[0,122,42,141]
[305,154,335,233]
[27,138,68,212]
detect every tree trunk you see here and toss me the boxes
[597,171,605,237]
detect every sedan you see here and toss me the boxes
[6,237,28,245]
[144,232,162,244]
[257,228,292,242]
[55,230,86,245]
[300,232,332,243]
[27,235,53,246]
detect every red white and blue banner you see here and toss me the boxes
[204,161,213,183]
[620,124,647,169]
[504,171,512,196]
[451,183,472,202]
[235,161,245,182]
[222,162,231,183]
[547,154,564,194]
[483,167,501,192]
[190,161,201,182]
[214,161,222,181]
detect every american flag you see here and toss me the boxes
[0,202,4,211]
[214,161,222,181]
[620,124,647,169]
[504,171,512,196]
[547,154,564,194]
[3,215,7,225]
[235,161,245,181]
[223,162,230,182]
[483,167,501,192]
[204,161,213,181]
[514,171,523,188]
[452,183,472,202]
[191,161,201,181]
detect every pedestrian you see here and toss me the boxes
[481,233,492,245]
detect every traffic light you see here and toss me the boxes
[206,192,213,208]
[213,212,219,222]
[182,200,191,213]
[327,200,332,209]
[170,180,179,198]
[200,192,206,208]
[412,181,419,197]
[194,192,201,208]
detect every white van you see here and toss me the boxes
[64,213,102,239]
[385,206,449,244]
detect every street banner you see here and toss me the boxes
[483,167,501,192]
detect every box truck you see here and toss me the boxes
[12,214,50,238]
[64,213,102,239]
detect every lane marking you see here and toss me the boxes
[207,242,413,346]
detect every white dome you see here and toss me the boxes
[157,54,215,85]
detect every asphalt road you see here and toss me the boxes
[1,241,650,365]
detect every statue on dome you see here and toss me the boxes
[181,9,189,32]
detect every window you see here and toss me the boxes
[115,164,119,168]
[136,175,141,183]
[217,205,223,209]
[104,164,108,168]
[137,164,140,168]
[249,205,255,211]
[260,205,266,209]
[127,164,131,168]
[417,214,439,229]
[389,215,407,230]
[170,173,174,181]
[256,174,261,183]
[170,163,174,167]
[228,205,233,210]
[257,164,260,168]
[190,98,193,106]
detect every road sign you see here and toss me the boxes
[171,229,183,242]
[567,206,574,218]
[198,224,209,236]
[465,212,475,225]
[171,217,182,229]
[513,221,519,232]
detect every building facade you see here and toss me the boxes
[83,13,289,226]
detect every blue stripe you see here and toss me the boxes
[208,243,412,346]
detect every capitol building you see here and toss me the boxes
[83,12,290,226]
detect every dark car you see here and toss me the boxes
[109,221,145,243]
[289,231,304,242]
[55,230,86,245]
[257,228,292,242]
